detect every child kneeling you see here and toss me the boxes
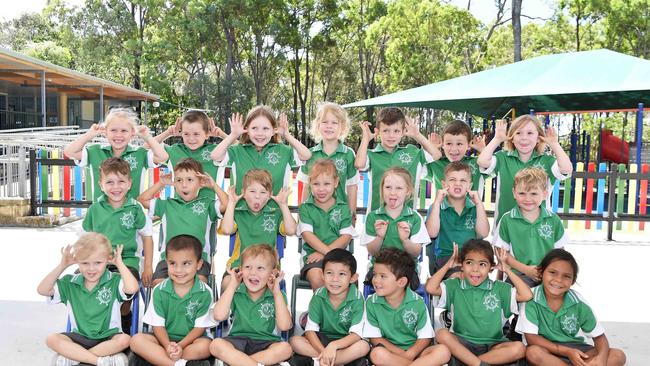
[37,232,138,366]
[210,244,293,366]
[290,248,369,366]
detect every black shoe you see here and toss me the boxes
[439,310,452,329]
[121,312,132,334]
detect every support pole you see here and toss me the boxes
[636,103,644,164]
[99,86,105,122]
[40,70,46,128]
[529,109,535,115]
[545,114,550,128]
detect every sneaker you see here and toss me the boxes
[51,354,80,366]
[299,312,309,330]
[97,353,129,366]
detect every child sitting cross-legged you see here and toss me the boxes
[426,239,532,366]
[363,248,451,366]
[129,235,215,366]
[210,244,293,366]
[37,233,138,366]
[289,248,370,366]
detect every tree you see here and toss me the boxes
[512,0,522,61]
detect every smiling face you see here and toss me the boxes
[77,250,110,286]
[460,250,492,286]
[442,133,470,162]
[371,263,406,297]
[166,247,203,287]
[378,121,405,150]
[443,169,471,199]
[173,169,202,202]
[511,121,540,156]
[323,261,357,297]
[100,171,131,206]
[105,117,135,152]
[541,259,575,298]
[246,116,275,149]
[241,254,275,294]
[243,181,271,213]
[382,173,410,210]
[318,111,343,142]
[513,184,546,215]
[181,121,209,150]
[310,173,338,205]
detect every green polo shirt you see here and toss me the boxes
[228,284,288,341]
[430,197,479,258]
[164,142,218,198]
[362,288,433,350]
[439,278,517,344]
[225,199,286,269]
[481,150,569,224]
[48,270,131,340]
[305,284,364,340]
[77,143,155,201]
[362,205,430,264]
[424,156,485,197]
[82,196,152,271]
[142,276,215,342]
[220,143,301,195]
[495,206,567,268]
[297,198,356,266]
[517,286,604,344]
[361,144,432,211]
[150,195,221,262]
[297,142,359,204]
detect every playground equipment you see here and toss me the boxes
[600,129,630,164]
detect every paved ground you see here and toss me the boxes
[1,220,648,365]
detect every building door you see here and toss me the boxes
[0,93,7,129]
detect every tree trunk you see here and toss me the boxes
[512,0,522,62]
[220,13,235,129]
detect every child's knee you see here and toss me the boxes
[113,333,131,349]
[434,328,453,343]
[509,341,526,359]
[274,341,293,359]
[45,333,64,348]
[209,338,228,356]
[369,346,390,363]
[609,348,627,365]
[525,344,547,363]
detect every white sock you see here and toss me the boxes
[174,360,187,366]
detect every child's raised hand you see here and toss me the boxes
[523,264,541,282]
[543,126,559,146]
[468,191,481,205]
[446,243,460,269]
[566,347,590,366]
[276,113,289,138]
[428,132,442,150]
[160,173,173,186]
[404,116,420,139]
[110,245,124,266]
[495,247,510,272]
[197,172,216,189]
[494,119,508,142]
[397,221,411,242]
[227,186,243,203]
[226,266,242,287]
[135,125,151,138]
[434,187,448,204]
[267,269,284,293]
[374,219,388,238]
[359,121,375,142]
[167,117,182,136]
[228,112,246,138]
[85,123,105,138]
[271,187,291,205]
[59,245,76,268]
[470,135,486,152]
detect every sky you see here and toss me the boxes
[4,0,557,23]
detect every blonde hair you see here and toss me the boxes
[104,107,139,129]
[243,169,273,193]
[240,105,280,144]
[513,167,548,191]
[241,244,279,268]
[74,232,112,260]
[308,159,339,182]
[310,102,350,142]
[379,167,413,204]
[505,115,546,154]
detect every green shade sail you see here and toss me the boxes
[344,49,650,117]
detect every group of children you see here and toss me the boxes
[37,103,626,366]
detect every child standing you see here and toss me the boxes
[130,235,215,366]
[211,106,312,195]
[82,157,154,332]
[517,249,626,366]
[362,248,450,366]
[426,240,532,366]
[64,107,169,200]
[361,167,430,281]
[289,249,369,366]
[210,245,293,366]
[297,102,359,217]
[477,116,572,224]
[220,168,297,289]
[137,158,224,286]
[495,167,568,287]
[425,161,489,276]
[355,107,441,211]
[298,159,356,290]
[37,233,138,366]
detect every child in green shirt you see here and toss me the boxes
[289,248,369,366]
[363,248,450,366]
[354,107,441,211]
[37,233,139,366]
[210,244,293,366]
[425,161,489,276]
[426,239,532,366]
[64,107,169,200]
[517,249,626,366]
[130,235,215,366]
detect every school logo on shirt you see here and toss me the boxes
[265,151,281,166]
[96,286,112,306]
[561,313,578,334]
[468,161,478,175]
[483,293,500,312]
[532,162,545,170]
[191,201,207,215]
[402,308,418,326]
[538,222,553,239]
[464,216,475,230]
[329,208,342,226]
[259,300,275,320]
[120,211,135,229]
[186,299,200,318]
[201,149,212,161]
[124,155,138,170]
[398,152,413,165]
[262,215,276,233]
[339,305,353,325]
[334,158,346,173]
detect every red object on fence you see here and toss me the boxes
[63,165,71,217]
[585,162,595,229]
[153,167,160,198]
[640,164,648,230]
[600,129,629,164]
[298,180,304,204]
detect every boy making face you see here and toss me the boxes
[290,249,369,366]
